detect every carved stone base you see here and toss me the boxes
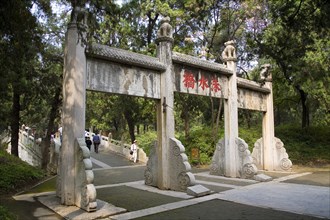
[252,137,292,171]
[169,138,196,191]
[145,138,196,192]
[144,141,158,187]
[210,137,257,179]
[74,138,97,212]
[57,138,97,212]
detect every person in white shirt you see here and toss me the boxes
[130,140,138,163]
[58,126,63,143]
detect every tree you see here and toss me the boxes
[250,0,330,127]
[0,0,51,156]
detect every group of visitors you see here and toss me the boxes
[55,126,138,162]
[85,133,101,153]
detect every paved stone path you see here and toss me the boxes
[5,147,330,220]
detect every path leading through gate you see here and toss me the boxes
[7,141,330,220]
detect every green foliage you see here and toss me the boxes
[177,125,222,165]
[0,205,15,220]
[249,0,330,127]
[239,125,262,152]
[0,148,45,194]
[135,131,158,156]
[275,125,330,165]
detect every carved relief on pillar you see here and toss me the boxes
[74,138,97,212]
[252,137,292,171]
[236,137,258,178]
[210,139,225,176]
[210,138,257,179]
[145,141,158,187]
[169,138,196,191]
[221,40,237,62]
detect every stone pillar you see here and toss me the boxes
[252,65,292,171]
[155,17,175,189]
[261,64,274,170]
[222,41,239,177]
[59,8,87,205]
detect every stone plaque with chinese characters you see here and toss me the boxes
[173,64,228,99]
[236,78,269,112]
[87,58,161,99]
[237,88,267,111]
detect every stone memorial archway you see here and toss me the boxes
[58,7,291,212]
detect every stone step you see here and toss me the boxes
[194,172,257,187]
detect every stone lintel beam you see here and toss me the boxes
[237,77,271,94]
[172,52,232,75]
[86,44,166,72]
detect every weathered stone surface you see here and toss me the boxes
[172,52,231,75]
[75,138,97,212]
[236,138,258,179]
[86,44,166,71]
[210,139,225,176]
[173,64,229,99]
[60,20,86,206]
[222,40,239,178]
[254,173,273,182]
[145,138,197,192]
[38,194,126,220]
[156,16,176,190]
[145,141,158,187]
[222,40,237,62]
[87,58,161,99]
[237,87,267,111]
[211,137,257,179]
[187,185,211,197]
[252,137,292,171]
[169,138,196,191]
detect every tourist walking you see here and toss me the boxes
[58,126,63,143]
[92,134,101,153]
[130,140,138,163]
[85,136,92,151]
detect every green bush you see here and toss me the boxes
[136,131,158,156]
[124,124,329,167]
[0,149,45,194]
[0,205,16,220]
[239,126,262,151]
[177,125,221,165]
[275,125,330,165]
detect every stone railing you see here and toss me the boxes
[16,130,43,167]
[16,129,148,168]
[101,136,148,164]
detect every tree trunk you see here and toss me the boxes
[214,98,223,142]
[296,86,309,128]
[184,111,190,138]
[124,110,135,143]
[147,12,158,45]
[42,87,61,170]
[10,92,20,157]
